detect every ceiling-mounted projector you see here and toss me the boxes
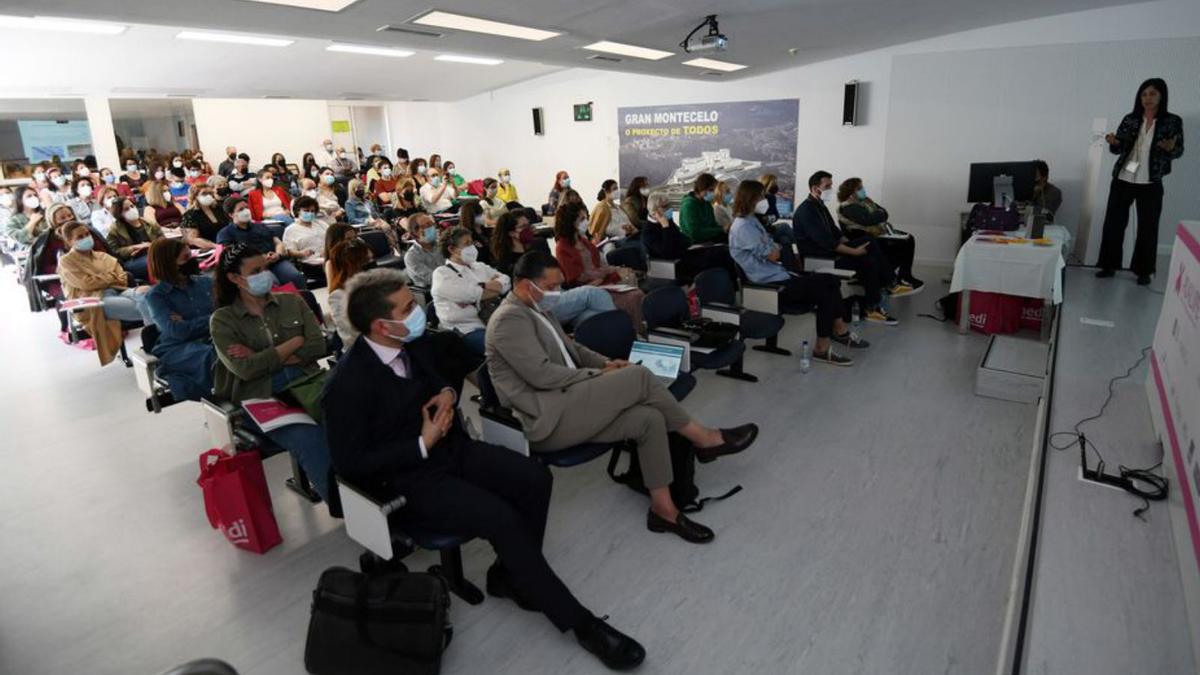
[680,15,728,53]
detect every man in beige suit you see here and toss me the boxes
[485,251,758,544]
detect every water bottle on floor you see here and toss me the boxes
[800,340,811,374]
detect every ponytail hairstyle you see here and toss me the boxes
[213,242,261,308]
[597,179,618,202]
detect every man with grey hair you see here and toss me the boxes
[403,213,444,287]
[322,268,645,671]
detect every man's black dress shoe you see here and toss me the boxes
[486,563,537,612]
[695,423,759,464]
[575,615,646,671]
[646,510,714,543]
[1137,275,1152,286]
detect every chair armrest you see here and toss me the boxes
[201,396,239,452]
[817,268,856,279]
[337,477,406,560]
[802,256,836,272]
[700,303,741,326]
[130,348,160,398]
[647,258,678,280]
[741,284,782,315]
[33,274,61,283]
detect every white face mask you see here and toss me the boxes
[640,187,649,197]
[51,175,66,187]
[460,244,479,265]
[34,171,46,183]
[77,184,93,198]
[172,160,183,168]
[754,198,769,215]
[198,194,216,207]
[155,171,165,180]
[499,175,510,184]
[23,195,40,210]
[123,207,140,222]
[820,188,834,203]
[381,168,392,178]
[473,213,485,226]
[78,167,91,177]
[103,196,117,209]
[0,193,12,208]
[305,189,318,199]
[236,209,253,224]
[261,178,274,189]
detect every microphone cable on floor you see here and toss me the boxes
[1049,345,1168,520]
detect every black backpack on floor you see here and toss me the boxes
[606,433,741,513]
[304,565,452,675]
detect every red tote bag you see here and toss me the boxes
[196,449,282,554]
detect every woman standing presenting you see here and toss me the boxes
[1096,78,1184,285]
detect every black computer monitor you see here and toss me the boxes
[968,161,1036,203]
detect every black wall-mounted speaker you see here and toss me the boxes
[843,81,860,126]
[532,107,544,136]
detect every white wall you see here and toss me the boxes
[192,98,332,170]
[385,0,1200,263]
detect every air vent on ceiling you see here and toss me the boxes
[377,24,444,38]
[340,93,374,100]
[701,71,724,77]
[111,86,212,96]
[587,54,622,64]
[165,93,200,98]
[263,95,292,99]
[412,98,430,102]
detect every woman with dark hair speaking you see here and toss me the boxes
[1096,78,1184,285]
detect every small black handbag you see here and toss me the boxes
[304,566,452,675]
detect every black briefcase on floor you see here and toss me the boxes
[304,566,452,675]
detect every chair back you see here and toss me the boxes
[474,362,500,409]
[574,310,635,360]
[140,322,161,353]
[298,290,325,326]
[359,230,392,260]
[693,268,737,306]
[642,285,689,331]
[425,300,440,328]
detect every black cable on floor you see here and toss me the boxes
[1050,346,1168,519]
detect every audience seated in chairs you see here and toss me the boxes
[554,202,645,330]
[282,197,328,262]
[621,176,650,224]
[66,176,95,223]
[7,186,48,247]
[322,222,359,282]
[644,191,736,284]
[247,168,294,225]
[403,213,445,288]
[91,185,120,237]
[315,168,347,224]
[180,184,226,250]
[457,201,494,265]
[431,227,511,355]
[589,179,645,265]
[420,168,456,213]
[760,173,782,220]
[143,238,216,400]
[728,180,867,367]
[57,220,152,366]
[215,196,308,290]
[678,173,726,245]
[321,267,647,671]
[495,167,519,205]
[712,180,734,233]
[477,178,508,227]
[209,243,333,501]
[104,198,162,282]
[326,238,373,345]
[143,181,184,229]
[546,170,571,215]
[344,178,382,228]
[486,251,759,543]
[794,170,905,325]
[836,177,923,290]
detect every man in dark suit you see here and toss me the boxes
[321,268,645,672]
[794,169,899,325]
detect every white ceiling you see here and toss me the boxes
[0,0,1144,101]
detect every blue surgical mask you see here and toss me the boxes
[73,235,95,252]
[299,211,316,223]
[422,226,437,243]
[383,305,426,342]
[244,270,275,296]
[561,178,571,188]
[431,177,442,187]
[723,193,733,205]
[704,191,715,203]
[103,174,116,184]
[855,188,868,200]
[665,208,675,223]
[534,282,562,313]
[322,175,336,186]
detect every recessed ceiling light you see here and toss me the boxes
[682,57,746,72]
[583,41,672,61]
[413,11,559,42]
[0,14,127,35]
[239,0,360,11]
[175,30,293,47]
[327,43,414,58]
[435,54,503,66]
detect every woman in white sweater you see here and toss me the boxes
[431,226,511,354]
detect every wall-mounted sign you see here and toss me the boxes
[573,103,593,122]
[331,120,352,133]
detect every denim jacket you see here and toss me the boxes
[1109,112,1184,182]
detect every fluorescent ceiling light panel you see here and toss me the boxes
[240,0,359,10]
[413,11,559,41]
[583,40,672,61]
[682,57,746,72]
[435,54,503,66]
[0,15,127,35]
[175,30,293,47]
[327,43,414,58]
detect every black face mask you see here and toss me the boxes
[354,189,365,199]
[768,185,779,195]
[403,190,415,202]
[180,258,202,277]
[227,153,236,160]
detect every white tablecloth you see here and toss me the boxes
[950,230,1066,304]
